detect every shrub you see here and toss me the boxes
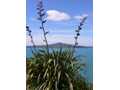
[26,48,91,90]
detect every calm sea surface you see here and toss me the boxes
[26,47,93,83]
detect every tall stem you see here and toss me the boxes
[72,15,87,54]
[37,0,49,54]
[39,18,49,54]
[41,22,49,52]
[26,26,37,54]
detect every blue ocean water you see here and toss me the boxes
[26,47,93,83]
[75,47,93,83]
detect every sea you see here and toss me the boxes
[26,47,93,83]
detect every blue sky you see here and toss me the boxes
[26,0,93,46]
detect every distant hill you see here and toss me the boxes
[27,42,92,48]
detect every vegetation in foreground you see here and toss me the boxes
[26,48,92,90]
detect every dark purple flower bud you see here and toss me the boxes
[42,20,47,24]
[45,31,49,35]
[26,26,32,33]
[29,30,31,33]
[36,7,40,10]
[77,33,80,36]
[78,26,82,30]
[80,23,83,26]
[40,13,45,17]
[40,27,43,29]
[26,26,29,29]
[40,8,44,12]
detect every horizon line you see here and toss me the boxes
[26,42,93,47]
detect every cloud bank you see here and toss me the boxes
[46,10,88,22]
[30,9,88,22]
[46,10,71,21]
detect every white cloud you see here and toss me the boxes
[46,10,71,21]
[74,14,88,20]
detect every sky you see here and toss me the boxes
[26,0,93,46]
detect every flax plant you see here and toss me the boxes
[26,0,92,90]
[36,0,49,54]
[73,15,87,53]
[26,25,37,54]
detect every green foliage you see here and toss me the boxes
[26,48,92,90]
